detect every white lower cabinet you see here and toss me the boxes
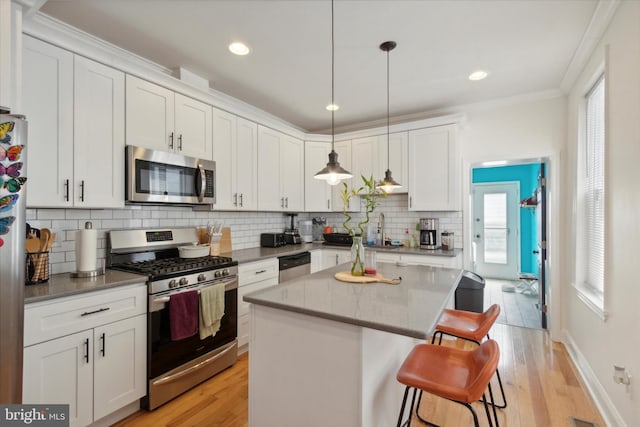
[23,284,147,427]
[375,251,462,269]
[237,259,279,351]
[310,250,323,273]
[321,249,350,270]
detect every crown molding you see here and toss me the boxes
[12,0,46,18]
[560,0,620,92]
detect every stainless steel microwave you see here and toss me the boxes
[125,145,215,205]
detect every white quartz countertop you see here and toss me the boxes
[243,262,462,339]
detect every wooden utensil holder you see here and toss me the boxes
[26,251,49,284]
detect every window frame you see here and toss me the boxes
[573,67,608,320]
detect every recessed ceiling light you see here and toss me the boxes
[469,70,488,81]
[229,42,250,56]
[326,104,339,111]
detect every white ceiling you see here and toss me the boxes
[38,0,601,133]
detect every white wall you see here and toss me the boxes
[458,95,567,340]
[564,1,640,425]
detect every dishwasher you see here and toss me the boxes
[279,251,311,283]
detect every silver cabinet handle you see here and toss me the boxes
[335,254,338,264]
[409,196,412,208]
[327,199,330,209]
[281,197,284,208]
[80,180,85,202]
[178,134,183,151]
[233,193,238,206]
[285,197,289,208]
[169,132,174,149]
[240,193,243,207]
[64,179,69,202]
[255,269,267,274]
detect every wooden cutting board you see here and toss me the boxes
[334,271,401,285]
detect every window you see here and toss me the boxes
[580,75,606,303]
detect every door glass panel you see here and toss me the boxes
[484,193,507,264]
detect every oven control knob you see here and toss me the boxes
[197,274,207,282]
[214,270,222,278]
[222,268,230,276]
[168,279,178,289]
[179,278,189,286]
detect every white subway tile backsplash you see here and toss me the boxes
[31,196,462,274]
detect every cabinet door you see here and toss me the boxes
[280,135,304,211]
[257,126,282,211]
[236,117,258,210]
[212,108,236,210]
[22,36,74,208]
[352,136,380,184]
[125,75,175,152]
[304,141,332,212]
[74,56,125,208]
[174,93,213,160]
[23,331,93,427]
[408,125,459,211]
[93,315,147,421]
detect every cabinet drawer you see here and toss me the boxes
[238,258,278,287]
[238,279,278,317]
[24,284,147,347]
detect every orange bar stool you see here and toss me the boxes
[396,339,500,427]
[431,304,507,409]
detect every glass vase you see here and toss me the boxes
[350,235,365,276]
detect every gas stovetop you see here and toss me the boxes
[107,227,237,284]
[112,255,235,278]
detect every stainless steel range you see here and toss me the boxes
[107,227,238,410]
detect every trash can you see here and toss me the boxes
[454,270,485,313]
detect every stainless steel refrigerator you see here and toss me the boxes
[0,113,27,403]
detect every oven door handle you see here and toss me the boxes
[151,342,236,386]
[151,280,237,305]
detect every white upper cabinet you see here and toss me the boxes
[407,124,460,211]
[23,36,124,209]
[257,126,304,211]
[213,108,258,210]
[126,75,212,160]
[73,56,125,208]
[351,136,381,184]
[304,141,332,212]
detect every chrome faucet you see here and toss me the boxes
[377,213,385,246]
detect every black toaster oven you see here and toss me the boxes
[261,232,286,247]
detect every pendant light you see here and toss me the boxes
[314,0,352,186]
[376,41,402,193]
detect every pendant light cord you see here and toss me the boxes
[386,46,390,168]
[331,0,335,151]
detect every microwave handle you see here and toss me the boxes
[196,164,206,202]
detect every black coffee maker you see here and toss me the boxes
[419,218,438,250]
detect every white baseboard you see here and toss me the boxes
[562,330,626,427]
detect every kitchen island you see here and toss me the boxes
[243,262,463,427]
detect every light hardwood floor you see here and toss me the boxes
[485,279,542,330]
[114,324,605,427]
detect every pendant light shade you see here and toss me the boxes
[376,41,402,193]
[314,0,352,186]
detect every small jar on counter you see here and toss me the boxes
[441,231,454,251]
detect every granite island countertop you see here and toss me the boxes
[243,262,463,339]
[24,270,148,304]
